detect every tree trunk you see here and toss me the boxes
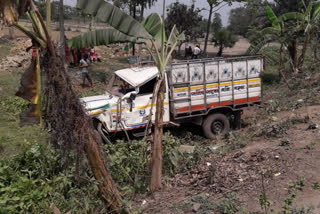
[46,0,51,36]
[279,43,284,79]
[59,0,65,58]
[297,32,310,72]
[203,4,213,56]
[132,3,136,56]
[178,42,182,56]
[8,27,14,39]
[84,133,121,213]
[150,79,165,192]
[287,39,298,73]
[217,44,223,56]
[140,4,144,22]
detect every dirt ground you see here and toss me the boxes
[133,105,320,213]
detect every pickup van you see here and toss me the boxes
[80,56,264,143]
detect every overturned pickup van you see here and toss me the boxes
[80,55,264,143]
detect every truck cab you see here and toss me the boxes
[80,66,170,142]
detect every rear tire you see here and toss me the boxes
[202,113,230,139]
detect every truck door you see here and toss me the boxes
[122,76,170,129]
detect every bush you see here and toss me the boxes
[258,46,282,66]
[0,142,102,214]
[104,132,207,196]
[0,97,29,115]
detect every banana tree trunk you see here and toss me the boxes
[59,0,65,58]
[279,43,284,79]
[150,78,165,192]
[46,0,51,35]
[298,32,310,72]
[203,4,213,55]
[85,133,121,213]
[287,39,298,73]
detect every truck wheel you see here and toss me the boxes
[97,122,112,144]
[93,120,112,144]
[202,113,230,139]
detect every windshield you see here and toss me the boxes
[107,74,135,97]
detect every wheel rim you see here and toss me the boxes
[211,120,224,134]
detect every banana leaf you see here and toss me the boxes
[76,0,152,39]
[67,28,145,49]
[143,13,163,41]
[297,0,307,12]
[312,2,320,21]
[277,12,305,23]
[265,6,280,32]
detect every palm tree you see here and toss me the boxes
[70,0,184,192]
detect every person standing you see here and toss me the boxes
[79,53,93,87]
[192,45,201,59]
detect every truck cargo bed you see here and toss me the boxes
[168,55,264,119]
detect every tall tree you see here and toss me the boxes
[165,2,203,54]
[203,0,244,55]
[211,12,222,33]
[211,27,237,56]
[228,7,252,37]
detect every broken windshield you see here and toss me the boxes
[107,74,135,97]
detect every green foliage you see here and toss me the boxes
[104,139,149,196]
[34,1,83,21]
[312,182,320,190]
[103,132,206,195]
[165,2,203,41]
[76,0,152,39]
[212,13,222,33]
[0,142,102,214]
[211,28,238,56]
[216,132,250,154]
[282,177,305,213]
[0,97,29,115]
[179,192,240,214]
[67,29,143,49]
[228,7,253,37]
[258,192,271,212]
[258,46,282,66]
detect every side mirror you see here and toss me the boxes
[122,92,137,112]
[130,92,136,101]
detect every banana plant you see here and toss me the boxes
[71,0,184,193]
[1,1,123,213]
[247,1,320,73]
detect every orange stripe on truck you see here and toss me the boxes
[234,98,247,104]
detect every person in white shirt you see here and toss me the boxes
[192,45,201,59]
